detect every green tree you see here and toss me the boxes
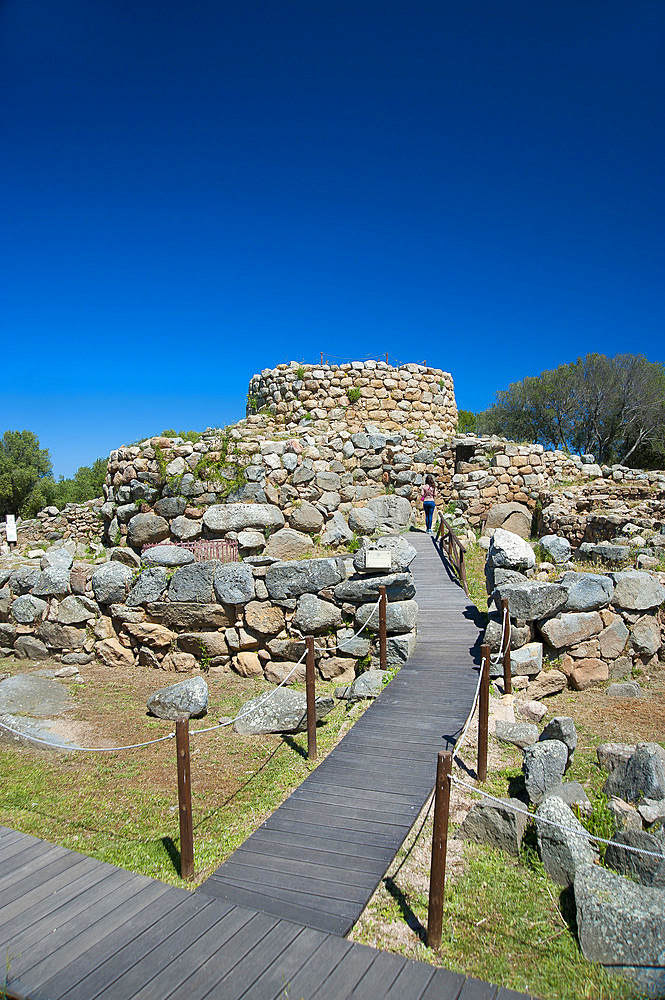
[0,431,54,518]
[478,354,665,467]
[51,457,108,508]
[456,410,477,433]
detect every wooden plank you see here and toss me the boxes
[215,860,372,904]
[225,849,382,888]
[204,873,360,922]
[248,826,397,863]
[199,878,352,935]
[230,925,328,1000]
[0,858,113,937]
[233,838,393,875]
[258,935,352,999]
[382,959,437,998]
[307,943,378,999]
[198,919,304,1000]
[457,977,499,999]
[344,951,407,998]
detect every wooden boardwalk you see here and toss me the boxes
[0,533,533,1000]
[198,531,483,933]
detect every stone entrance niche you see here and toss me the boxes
[455,443,475,474]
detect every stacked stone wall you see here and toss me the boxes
[246,361,457,436]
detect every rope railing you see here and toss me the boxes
[434,514,468,595]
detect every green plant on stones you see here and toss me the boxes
[347,533,362,553]
[246,394,258,415]
[346,387,362,404]
[382,665,400,685]
[356,653,372,673]
[573,793,615,862]
[197,638,211,672]
[194,430,246,500]
[295,366,306,380]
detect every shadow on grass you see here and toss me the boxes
[384,876,428,944]
[161,835,181,876]
[192,741,284,833]
[282,735,309,760]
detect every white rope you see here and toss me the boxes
[451,776,665,860]
[490,605,510,666]
[455,656,484,754]
[0,721,176,752]
[312,596,381,652]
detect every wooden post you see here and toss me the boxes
[501,597,512,695]
[378,586,387,670]
[427,750,452,950]
[306,636,317,760]
[459,548,468,596]
[320,351,323,365]
[385,352,389,364]
[478,645,490,783]
[175,716,194,880]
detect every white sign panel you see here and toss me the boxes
[6,514,17,543]
[365,550,392,570]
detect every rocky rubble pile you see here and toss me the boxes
[484,529,665,698]
[460,719,665,998]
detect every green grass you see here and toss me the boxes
[464,541,489,613]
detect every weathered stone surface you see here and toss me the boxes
[540,716,577,770]
[127,513,170,549]
[334,572,415,604]
[484,612,531,653]
[38,622,85,650]
[146,602,232,631]
[123,622,176,650]
[141,545,195,567]
[265,558,346,600]
[539,534,571,564]
[61,651,94,666]
[0,674,72,716]
[56,595,98,625]
[348,506,377,535]
[225,627,259,652]
[609,570,665,611]
[597,742,636,772]
[160,649,198,672]
[264,660,306,685]
[203,503,285,535]
[543,780,591,812]
[126,567,169,606]
[334,628,370,658]
[318,656,356,682]
[488,529,536,571]
[288,502,324,533]
[111,547,142,568]
[176,631,229,658]
[605,830,665,888]
[263,527,313,561]
[598,618,629,659]
[523,739,569,804]
[494,582,568,622]
[353,535,417,574]
[336,670,385,701]
[153,496,187,519]
[168,562,216,603]
[575,861,665,999]
[604,743,665,803]
[607,681,642,698]
[561,656,608,690]
[536,796,596,885]
[233,689,334,734]
[638,798,665,826]
[292,594,342,634]
[147,676,208,721]
[525,669,567,700]
[11,594,48,624]
[362,495,412,533]
[355,599,418,635]
[237,529,265,551]
[92,562,134,605]
[630,615,661,656]
[458,797,528,856]
[484,502,531,539]
[8,565,40,595]
[319,511,353,547]
[95,637,135,668]
[517,699,547,722]
[213,563,255,605]
[607,795,643,832]
[232,651,263,677]
[32,564,71,598]
[538,611,603,649]
[505,642,542,677]
[243,600,285,635]
[170,516,202,541]
[559,571,614,612]
[494,719,538,748]
[13,635,50,660]
[386,629,417,668]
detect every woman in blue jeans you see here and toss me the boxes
[422,475,437,533]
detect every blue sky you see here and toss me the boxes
[2,0,663,476]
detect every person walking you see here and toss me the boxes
[422,475,437,533]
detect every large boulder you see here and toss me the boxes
[559,571,614,612]
[32,564,71,598]
[484,612,531,653]
[609,570,665,612]
[386,629,417,668]
[202,503,285,536]
[348,506,378,535]
[494,720,539,748]
[630,615,661,656]
[575,862,665,999]
[146,677,208,721]
[263,528,313,561]
[292,594,342,634]
[13,635,50,660]
[92,562,134,605]
[40,547,74,571]
[213,563,255,605]
[599,618,629,658]
[540,716,577,770]
[355,599,418,635]
[604,743,665,803]
[141,545,195,567]
[334,572,415,604]
[538,611,603,649]
[352,535,417,574]
[168,562,216,603]
[488,529,536,572]
[334,628,370,659]
[11,594,48,624]
[336,670,385,701]
[126,567,169,606]
[38,622,85,650]
[458,797,528,856]
[539,535,571,564]
[526,669,567,700]
[95,636,135,668]
[523,740,569,804]
[127,513,170,549]
[605,831,665,888]
[484,502,531,540]
[319,512,353,547]
[493,582,568,622]
[365,495,413,532]
[536,796,597,885]
[8,565,40,595]
[265,557,346,600]
[233,689,334,735]
[561,656,609,691]
[287,502,324,534]
[243,601,285,636]
[147,602,232,631]
[56,595,98,625]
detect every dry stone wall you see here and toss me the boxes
[246,361,457,436]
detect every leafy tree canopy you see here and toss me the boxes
[477,353,665,468]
